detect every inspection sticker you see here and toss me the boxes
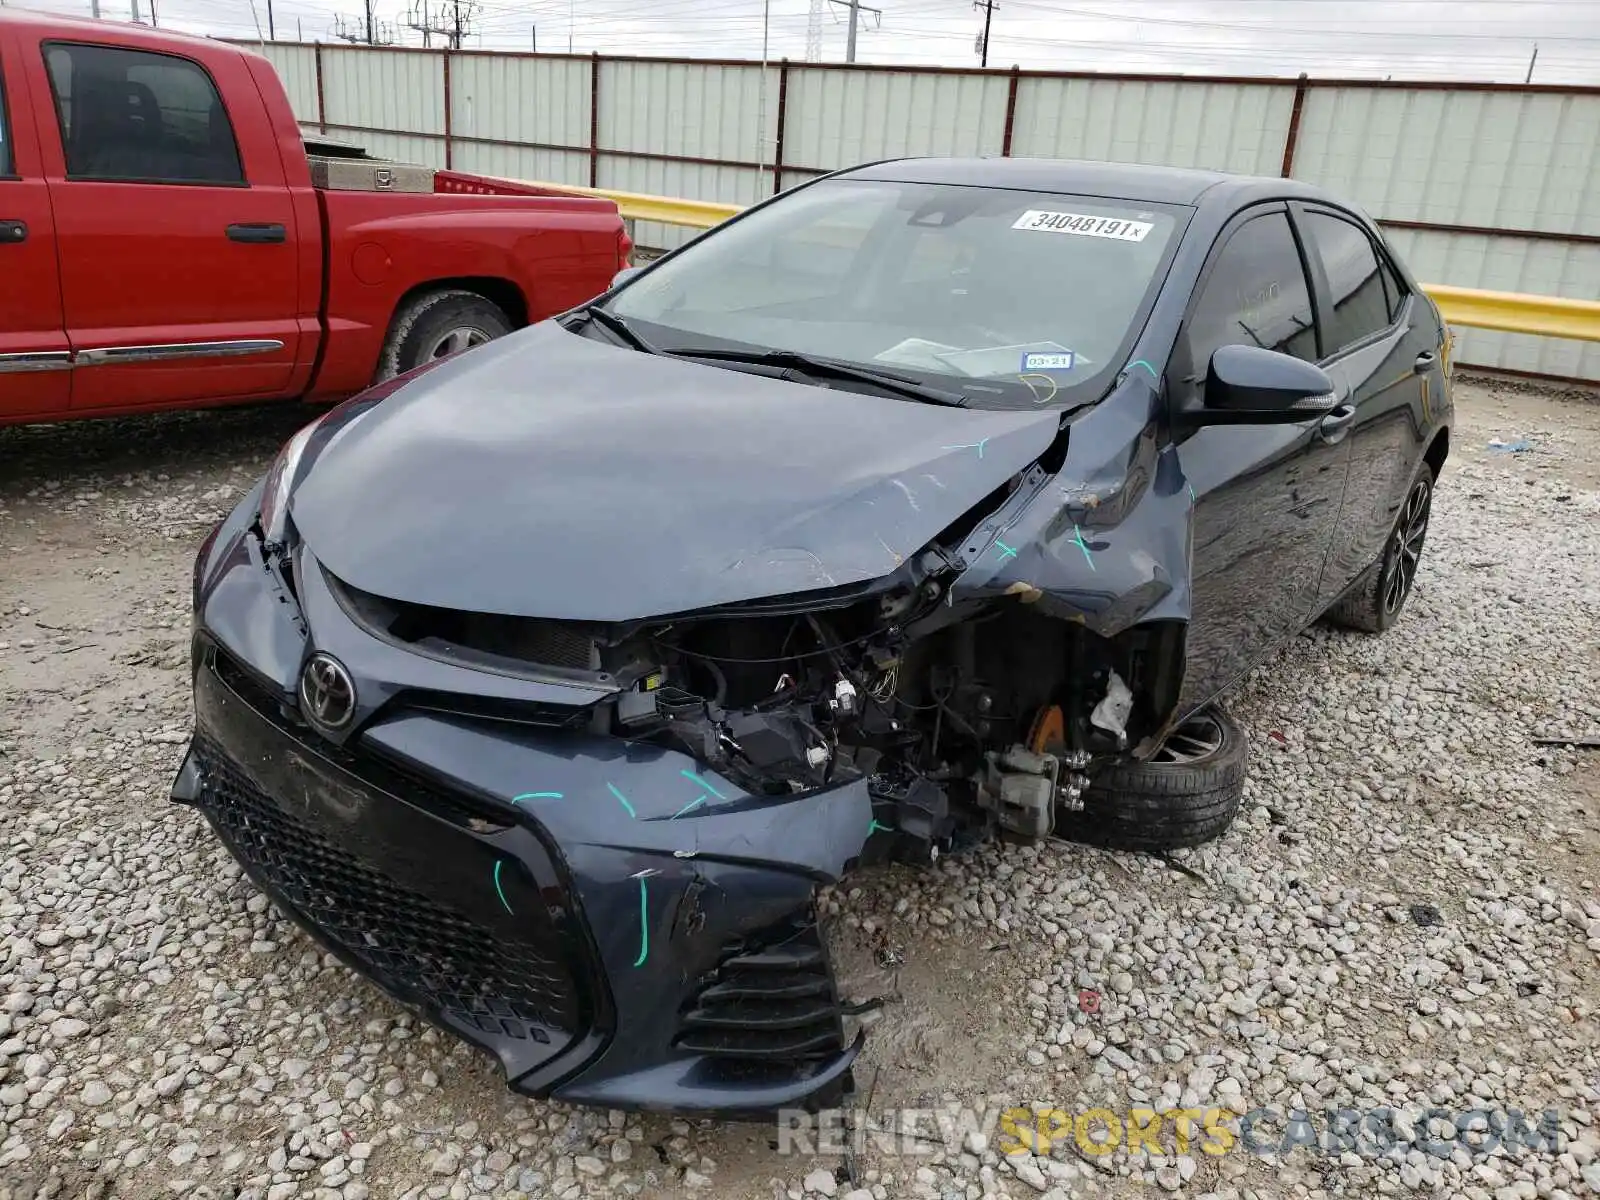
[1012,210,1153,241]
[1021,351,1076,372]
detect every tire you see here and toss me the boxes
[376,289,512,382]
[1058,707,1248,852]
[1324,465,1434,635]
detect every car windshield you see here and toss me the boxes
[605,178,1184,408]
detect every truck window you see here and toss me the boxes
[0,59,13,177]
[43,42,244,186]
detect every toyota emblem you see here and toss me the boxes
[299,652,356,731]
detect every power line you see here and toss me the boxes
[1000,1,1600,44]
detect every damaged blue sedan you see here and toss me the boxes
[173,157,1453,1115]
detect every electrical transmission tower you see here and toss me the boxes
[407,0,479,49]
[332,3,396,44]
[404,0,435,46]
[805,0,824,62]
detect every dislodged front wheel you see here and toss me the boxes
[1057,706,1248,852]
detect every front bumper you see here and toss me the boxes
[174,530,869,1114]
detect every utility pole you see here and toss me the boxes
[267,0,275,40]
[974,0,997,68]
[365,0,375,45]
[130,0,141,23]
[90,0,101,16]
[1525,43,1539,83]
[828,0,881,63]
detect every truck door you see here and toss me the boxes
[29,37,301,411]
[0,30,70,421]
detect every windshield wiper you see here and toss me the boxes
[570,306,661,354]
[668,347,968,407]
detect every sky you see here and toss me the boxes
[11,0,1600,82]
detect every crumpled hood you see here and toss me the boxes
[290,321,1062,621]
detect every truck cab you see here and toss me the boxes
[0,10,627,427]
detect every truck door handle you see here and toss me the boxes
[1316,403,1357,444]
[0,220,27,244]
[1413,350,1436,374]
[226,223,286,244]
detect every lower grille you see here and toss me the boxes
[193,738,578,1042]
[676,918,846,1062]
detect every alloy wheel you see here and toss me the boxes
[1382,477,1432,616]
[426,326,491,360]
[1151,713,1225,765]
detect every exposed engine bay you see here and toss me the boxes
[334,518,1186,863]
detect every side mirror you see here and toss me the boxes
[1193,344,1338,425]
[611,266,643,289]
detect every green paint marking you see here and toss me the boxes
[868,818,894,835]
[1127,359,1158,381]
[1073,524,1097,572]
[1187,483,1196,504]
[633,877,650,968]
[493,860,513,915]
[995,539,1018,561]
[679,769,726,799]
[941,437,990,459]
[606,782,638,819]
[511,791,563,806]
[670,795,707,819]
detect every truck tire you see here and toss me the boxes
[1323,465,1434,635]
[1058,707,1248,852]
[377,289,512,382]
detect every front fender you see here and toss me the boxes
[951,375,1193,636]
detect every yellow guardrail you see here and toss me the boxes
[530,180,1600,344]
[1424,285,1600,343]
[520,180,743,230]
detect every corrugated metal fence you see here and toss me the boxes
[251,41,1600,382]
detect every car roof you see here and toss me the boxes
[839,156,1340,212]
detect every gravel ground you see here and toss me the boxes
[1,379,1598,1200]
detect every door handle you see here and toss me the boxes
[226,223,287,244]
[1316,403,1357,444]
[0,220,27,244]
[1413,350,1436,374]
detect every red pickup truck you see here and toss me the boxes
[0,10,629,427]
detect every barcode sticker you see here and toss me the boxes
[1012,210,1153,242]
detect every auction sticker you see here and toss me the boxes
[1012,210,1153,241]
[1021,351,1076,372]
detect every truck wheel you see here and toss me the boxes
[1058,707,1248,852]
[377,289,512,381]
[1323,466,1434,635]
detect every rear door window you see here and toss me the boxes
[1185,209,1319,369]
[43,41,244,185]
[1376,244,1410,325]
[1301,211,1395,355]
